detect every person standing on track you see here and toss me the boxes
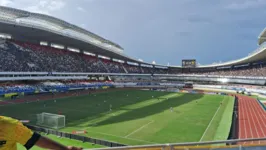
[0,116,82,150]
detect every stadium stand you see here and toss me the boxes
[181,66,266,77]
[13,41,107,72]
[124,64,142,73]
[1,40,266,77]
[0,40,169,74]
[101,59,126,73]
[141,66,154,74]
[203,67,266,77]
[153,68,168,74]
[0,80,113,96]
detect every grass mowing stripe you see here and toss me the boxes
[200,96,234,142]
[2,90,231,145]
[125,120,154,137]
[199,98,223,141]
[213,97,235,142]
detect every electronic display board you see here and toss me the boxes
[182,59,196,68]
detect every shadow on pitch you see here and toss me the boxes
[87,93,204,127]
[66,90,171,127]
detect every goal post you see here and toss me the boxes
[36,112,65,129]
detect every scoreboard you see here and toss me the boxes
[182,59,196,68]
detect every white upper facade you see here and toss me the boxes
[0,6,123,53]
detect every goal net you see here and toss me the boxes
[36,112,65,129]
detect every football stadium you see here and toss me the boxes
[1,5,266,150]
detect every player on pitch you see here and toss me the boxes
[0,116,82,150]
[170,107,173,112]
[110,104,112,111]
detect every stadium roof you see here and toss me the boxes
[258,28,266,45]
[0,6,123,51]
[168,31,266,68]
[196,42,266,68]
[0,6,168,67]
[0,6,266,69]
[166,41,266,68]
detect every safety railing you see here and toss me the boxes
[88,137,266,150]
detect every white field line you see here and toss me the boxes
[40,105,89,113]
[199,97,225,141]
[40,106,156,144]
[0,96,68,107]
[0,92,91,107]
[0,101,15,104]
[85,130,157,144]
[125,120,154,138]
[41,105,123,118]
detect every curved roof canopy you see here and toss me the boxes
[258,28,266,45]
[197,42,266,68]
[0,6,123,52]
[0,6,266,69]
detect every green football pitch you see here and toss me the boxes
[1,90,234,146]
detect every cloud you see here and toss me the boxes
[0,0,66,14]
[77,6,87,12]
[46,0,65,11]
[0,0,13,6]
[226,0,266,10]
[80,23,87,28]
[0,0,263,65]
[83,0,96,3]
[183,14,213,24]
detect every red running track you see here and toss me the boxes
[238,95,266,144]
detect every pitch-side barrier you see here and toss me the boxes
[87,137,266,150]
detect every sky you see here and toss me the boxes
[1,0,266,66]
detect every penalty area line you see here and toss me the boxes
[125,120,154,138]
[85,130,157,144]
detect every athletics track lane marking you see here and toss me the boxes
[250,97,266,144]
[248,96,265,144]
[199,97,225,142]
[238,97,241,139]
[241,97,247,141]
[240,97,247,144]
[239,97,247,141]
[247,97,259,144]
[243,96,253,144]
[125,120,154,138]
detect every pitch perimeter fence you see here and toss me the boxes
[26,125,126,147]
[257,98,266,111]
[227,96,238,142]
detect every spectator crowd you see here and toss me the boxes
[180,67,266,77]
[0,40,265,77]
